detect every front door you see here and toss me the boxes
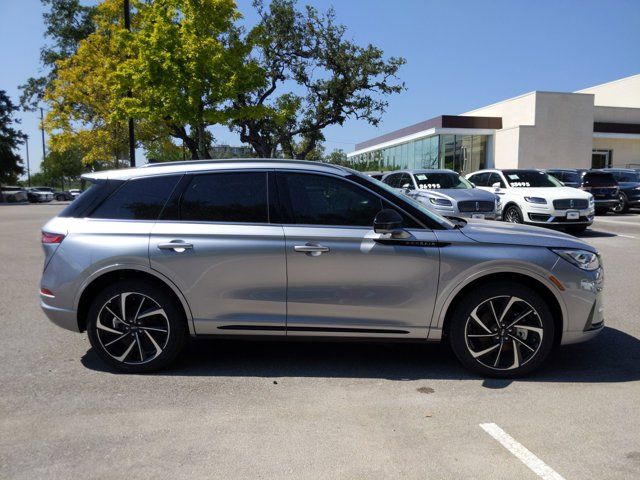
[276,171,440,339]
[149,170,286,335]
[592,150,612,169]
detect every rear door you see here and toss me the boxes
[277,171,440,339]
[149,170,286,335]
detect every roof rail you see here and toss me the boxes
[140,157,347,172]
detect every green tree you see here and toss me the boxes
[41,145,85,188]
[230,0,405,159]
[324,148,348,166]
[0,91,26,184]
[20,0,97,111]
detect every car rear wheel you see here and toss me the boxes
[612,193,628,214]
[449,282,555,378]
[87,281,187,373]
[503,205,523,224]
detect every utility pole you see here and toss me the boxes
[25,135,31,187]
[124,0,135,167]
[40,107,46,163]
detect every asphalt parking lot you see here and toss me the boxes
[1,204,639,479]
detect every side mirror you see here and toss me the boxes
[470,182,476,187]
[491,182,502,188]
[374,209,404,234]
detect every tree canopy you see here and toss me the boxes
[0,91,26,184]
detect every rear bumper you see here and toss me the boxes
[41,300,79,332]
[594,199,620,208]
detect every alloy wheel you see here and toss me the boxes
[612,194,626,213]
[464,295,543,371]
[504,206,522,223]
[95,292,170,365]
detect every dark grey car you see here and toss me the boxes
[40,160,604,377]
[381,169,501,220]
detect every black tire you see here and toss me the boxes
[503,204,523,224]
[449,282,555,378]
[87,280,188,373]
[565,225,587,234]
[594,207,609,215]
[612,193,628,214]
[56,194,65,201]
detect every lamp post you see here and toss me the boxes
[25,135,31,187]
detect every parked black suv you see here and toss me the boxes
[546,169,620,214]
[604,168,640,213]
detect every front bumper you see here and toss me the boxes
[525,204,594,226]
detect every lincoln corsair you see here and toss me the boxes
[40,160,604,377]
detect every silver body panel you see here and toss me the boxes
[40,159,603,347]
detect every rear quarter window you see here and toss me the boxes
[89,175,181,220]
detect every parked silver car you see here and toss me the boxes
[381,169,501,220]
[40,160,604,377]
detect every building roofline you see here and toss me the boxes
[574,73,640,93]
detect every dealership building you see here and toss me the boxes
[347,74,640,174]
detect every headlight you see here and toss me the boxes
[429,197,452,207]
[589,195,595,205]
[551,248,600,271]
[524,196,547,204]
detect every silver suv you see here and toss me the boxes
[40,160,604,377]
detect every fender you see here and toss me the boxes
[74,263,196,335]
[427,264,567,341]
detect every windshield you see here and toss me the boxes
[611,171,640,182]
[414,172,472,190]
[503,170,563,188]
[352,173,456,230]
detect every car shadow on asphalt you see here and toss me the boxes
[574,230,618,238]
[81,326,640,387]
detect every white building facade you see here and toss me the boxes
[348,74,640,173]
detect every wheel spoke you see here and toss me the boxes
[470,343,500,359]
[515,325,544,337]
[114,340,136,362]
[133,297,145,322]
[138,326,168,333]
[498,296,518,324]
[488,300,499,326]
[120,292,131,322]
[508,334,535,352]
[105,306,127,325]
[97,318,123,335]
[493,342,504,367]
[467,333,496,338]
[104,331,129,347]
[470,307,492,334]
[143,329,163,357]
[134,332,144,361]
[137,308,167,320]
[506,309,533,329]
[509,339,521,369]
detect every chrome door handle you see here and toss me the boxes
[158,241,193,252]
[294,243,330,256]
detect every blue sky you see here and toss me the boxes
[1,0,639,173]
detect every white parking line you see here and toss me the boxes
[480,423,566,480]
[595,218,640,227]
[616,233,637,239]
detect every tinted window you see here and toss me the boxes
[60,181,123,218]
[488,173,506,188]
[469,172,488,186]
[611,171,640,182]
[415,172,473,190]
[583,172,616,187]
[278,173,382,227]
[180,172,268,223]
[91,176,180,220]
[383,173,401,188]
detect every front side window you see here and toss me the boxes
[90,175,180,220]
[468,172,488,186]
[488,173,506,188]
[278,172,382,227]
[180,172,268,223]
[399,173,414,189]
[502,170,561,188]
[383,173,401,188]
[415,172,473,190]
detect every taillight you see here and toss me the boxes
[42,231,65,244]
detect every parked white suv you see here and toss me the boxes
[466,169,594,234]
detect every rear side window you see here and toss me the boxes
[59,181,122,218]
[278,172,382,227]
[469,172,488,186]
[90,175,180,220]
[180,172,268,223]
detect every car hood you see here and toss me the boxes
[458,218,596,251]
[413,188,497,202]
[505,186,591,199]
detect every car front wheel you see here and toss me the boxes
[87,281,187,373]
[503,205,523,224]
[449,282,555,378]
[611,193,628,214]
